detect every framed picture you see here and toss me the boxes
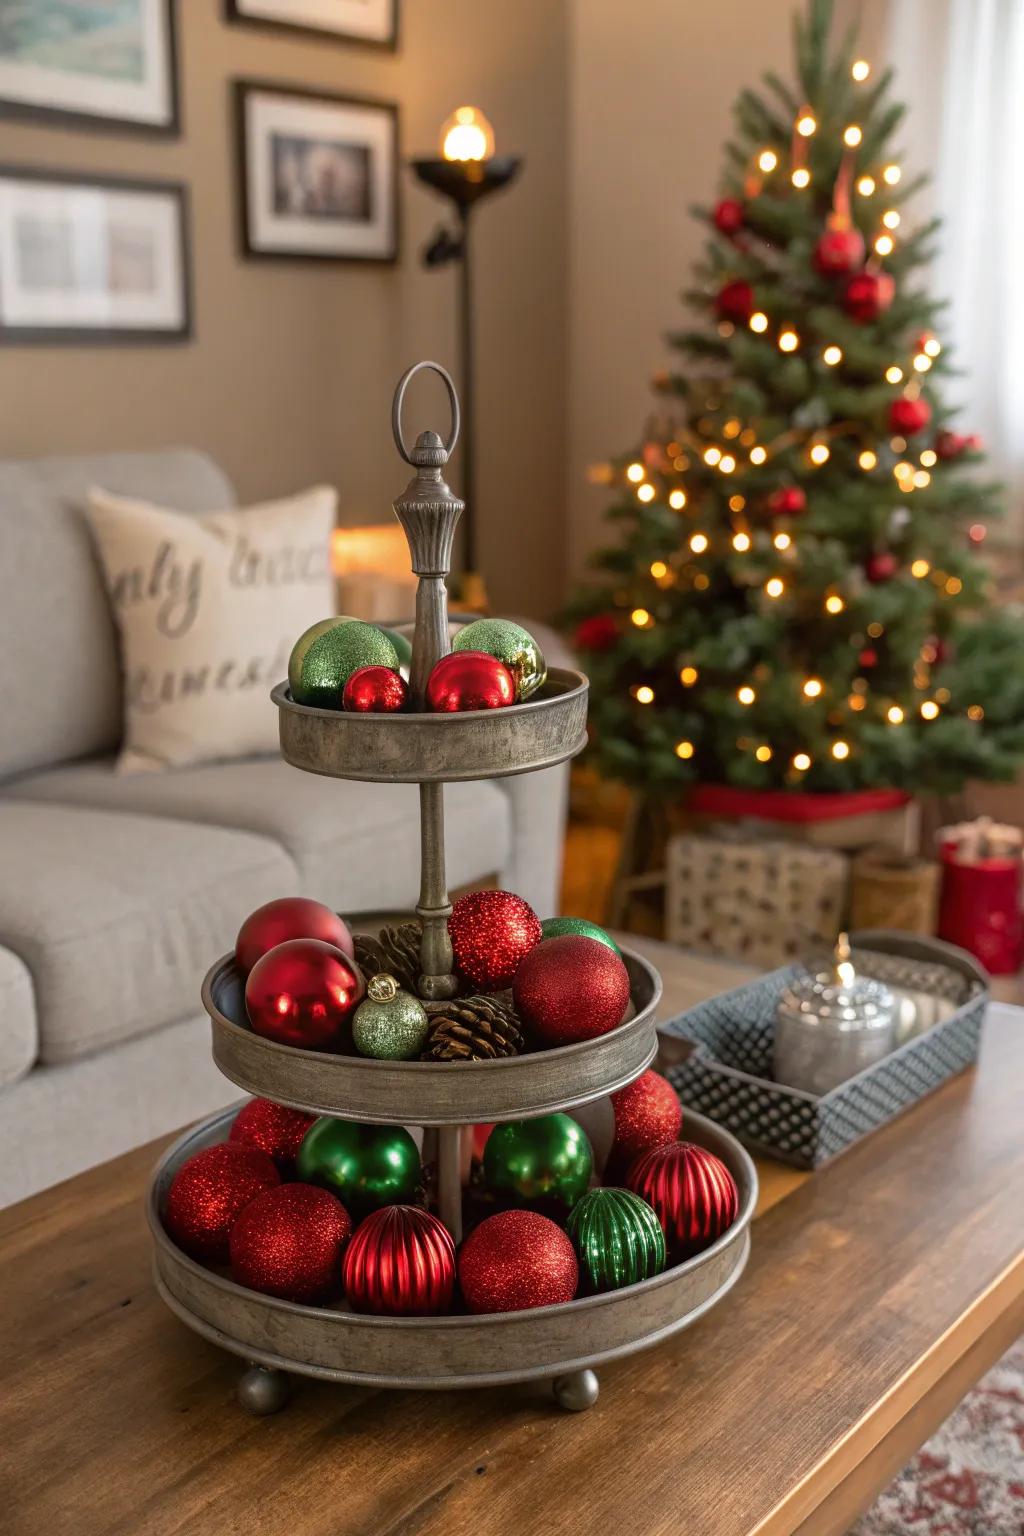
[0,167,191,344]
[226,0,398,50]
[0,1,179,136]
[235,82,399,264]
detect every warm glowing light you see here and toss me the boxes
[803,678,823,699]
[921,700,940,720]
[796,113,817,136]
[867,621,884,638]
[724,418,742,438]
[859,449,878,470]
[857,175,876,196]
[675,739,695,759]
[914,353,932,373]
[791,167,811,189]
[719,454,737,473]
[825,593,845,614]
[765,577,785,598]
[832,740,851,759]
[911,558,931,578]
[669,488,687,510]
[631,607,651,628]
[773,531,792,550]
[680,665,699,686]
[750,445,768,465]
[758,148,779,173]
[875,234,894,256]
[704,446,722,466]
[689,532,709,554]
[936,687,951,704]
[967,704,984,720]
[887,705,905,725]
[920,449,937,467]
[843,125,863,147]
[755,744,772,762]
[924,338,942,358]
[637,482,656,503]
[694,573,710,590]
[894,460,913,479]
[849,693,867,711]
[749,310,770,333]
[729,494,746,512]
[883,163,901,185]
[809,442,830,466]
[823,345,843,366]
[882,210,900,229]
[886,365,904,384]
[969,523,987,543]
[732,531,751,552]
[792,752,811,772]
[650,560,668,579]
[945,576,963,595]
[626,462,645,483]
[913,469,932,489]
[441,105,495,163]
[634,685,655,704]
[778,328,799,352]
[738,685,756,705]
[891,435,907,451]
[852,59,871,81]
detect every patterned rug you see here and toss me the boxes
[851,1336,1024,1535]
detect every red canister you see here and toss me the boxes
[937,843,1023,974]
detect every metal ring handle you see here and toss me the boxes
[392,360,460,465]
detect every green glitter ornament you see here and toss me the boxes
[566,1187,666,1293]
[289,617,399,708]
[352,973,428,1061]
[483,1113,592,1219]
[540,916,621,955]
[296,1116,420,1216]
[452,618,546,702]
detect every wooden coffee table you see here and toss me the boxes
[3,934,1022,1536]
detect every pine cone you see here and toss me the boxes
[422,995,526,1062]
[354,922,421,996]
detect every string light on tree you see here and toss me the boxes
[875,234,894,257]
[882,210,900,229]
[668,488,687,510]
[626,462,645,483]
[755,745,772,762]
[857,175,876,195]
[719,453,737,473]
[633,685,655,704]
[792,167,811,188]
[679,666,698,686]
[920,449,938,467]
[750,445,768,464]
[885,365,904,384]
[809,441,830,465]
[859,449,878,470]
[649,560,668,579]
[792,752,811,772]
[765,577,785,598]
[749,311,769,333]
[689,532,709,553]
[923,337,942,358]
[831,740,851,759]
[921,700,940,720]
[802,678,823,698]
[825,593,845,614]
[843,125,863,147]
[851,59,871,81]
[773,531,792,550]
[883,163,901,185]
[631,607,651,628]
[637,482,655,503]
[911,558,931,578]
[704,446,722,466]
[778,328,799,352]
[732,531,751,551]
[737,685,756,705]
[675,739,695,759]
[887,705,905,724]
[796,112,817,136]
[758,148,778,173]
[823,345,843,366]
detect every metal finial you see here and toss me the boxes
[392,360,460,465]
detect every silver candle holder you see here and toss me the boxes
[773,934,897,1096]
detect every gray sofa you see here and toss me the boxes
[0,449,570,1206]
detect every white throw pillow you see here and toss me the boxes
[86,485,336,771]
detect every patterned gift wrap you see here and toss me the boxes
[661,931,988,1169]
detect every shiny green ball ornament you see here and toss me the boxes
[352,974,428,1061]
[566,1188,666,1293]
[540,916,621,955]
[452,618,546,702]
[289,617,400,708]
[380,627,413,680]
[296,1116,420,1216]
[483,1113,592,1218]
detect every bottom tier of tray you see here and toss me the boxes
[148,1104,757,1405]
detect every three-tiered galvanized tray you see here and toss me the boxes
[147,362,757,1415]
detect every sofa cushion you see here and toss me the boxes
[0,803,295,1066]
[0,449,236,780]
[6,757,512,914]
[0,946,37,1090]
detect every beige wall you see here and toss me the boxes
[0,0,569,617]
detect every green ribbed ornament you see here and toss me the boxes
[452,618,546,701]
[289,617,399,707]
[566,1187,666,1293]
[540,917,621,955]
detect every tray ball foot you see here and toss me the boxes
[237,1365,291,1416]
[552,1369,599,1412]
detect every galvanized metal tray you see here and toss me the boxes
[273,668,589,784]
[148,1103,756,1405]
[204,946,662,1126]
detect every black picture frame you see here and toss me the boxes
[0,165,192,346]
[225,0,399,51]
[234,80,400,266]
[0,0,180,138]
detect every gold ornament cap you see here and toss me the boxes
[367,973,399,1004]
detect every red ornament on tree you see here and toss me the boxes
[342,1204,455,1316]
[574,613,619,653]
[866,550,898,584]
[342,665,408,713]
[813,226,865,276]
[858,647,879,669]
[513,934,630,1048]
[627,1141,739,1257]
[843,269,895,322]
[715,278,755,324]
[426,651,516,713]
[713,198,745,236]
[935,429,967,461]
[610,1070,682,1164]
[229,1097,317,1172]
[245,938,365,1051]
[766,485,807,518]
[164,1142,279,1264]
[235,896,354,974]
[448,889,541,991]
[888,396,932,437]
[229,1183,352,1303]
[458,1209,578,1314]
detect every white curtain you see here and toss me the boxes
[888,0,1024,533]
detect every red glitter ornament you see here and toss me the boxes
[229,1183,352,1303]
[343,1204,455,1316]
[342,664,408,713]
[610,1070,682,1164]
[843,269,895,323]
[715,278,755,324]
[458,1209,578,1314]
[229,1097,317,1172]
[766,485,807,518]
[448,889,541,992]
[245,938,365,1051]
[888,396,932,438]
[813,226,865,276]
[866,550,898,584]
[235,896,354,975]
[164,1142,279,1264]
[627,1141,739,1257]
[713,198,745,236]
[574,613,619,653]
[426,651,516,713]
[513,934,630,1048]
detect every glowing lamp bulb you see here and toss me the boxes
[441,105,495,163]
[882,210,900,229]
[924,337,942,358]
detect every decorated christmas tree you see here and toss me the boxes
[569,0,1024,796]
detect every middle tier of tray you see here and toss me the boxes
[204,945,661,1125]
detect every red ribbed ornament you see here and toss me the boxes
[229,1183,352,1302]
[342,1205,455,1316]
[426,651,515,712]
[610,1070,682,1163]
[627,1141,739,1257]
[342,665,408,713]
[229,1097,317,1172]
[448,889,541,992]
[458,1209,578,1314]
[513,934,630,1047]
[235,896,354,974]
[244,938,364,1051]
[164,1142,279,1264]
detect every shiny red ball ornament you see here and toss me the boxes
[610,1070,682,1164]
[449,889,541,991]
[888,396,932,438]
[766,485,807,518]
[229,1183,352,1302]
[229,1097,317,1172]
[713,198,745,236]
[715,278,755,324]
[627,1141,739,1257]
[935,428,967,461]
[245,938,365,1051]
[813,226,865,276]
[164,1142,280,1264]
[458,1209,578,1314]
[858,647,879,669]
[574,613,619,653]
[426,650,516,713]
[866,550,898,584]
[235,896,354,975]
[843,269,895,323]
[342,1204,455,1316]
[342,664,408,714]
[513,934,631,1048]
